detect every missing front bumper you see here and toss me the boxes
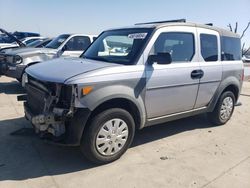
[21,80,88,146]
[24,102,66,138]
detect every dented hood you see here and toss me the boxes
[2,47,57,57]
[26,57,116,83]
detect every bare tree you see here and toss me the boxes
[240,22,250,39]
[227,23,233,32]
[243,46,250,55]
[227,21,250,55]
[227,22,238,33]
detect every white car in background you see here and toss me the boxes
[21,37,46,45]
[0,28,25,50]
[0,37,45,49]
[242,52,250,63]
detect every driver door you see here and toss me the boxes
[145,27,201,119]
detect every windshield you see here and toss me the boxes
[82,28,153,65]
[27,39,44,47]
[45,34,70,49]
[22,38,41,45]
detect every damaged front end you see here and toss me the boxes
[20,75,77,142]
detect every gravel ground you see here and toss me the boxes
[0,76,250,188]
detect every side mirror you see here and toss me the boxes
[148,52,172,65]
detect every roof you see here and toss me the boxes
[107,21,240,38]
[22,36,46,40]
[68,34,98,38]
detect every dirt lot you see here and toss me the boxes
[0,76,250,188]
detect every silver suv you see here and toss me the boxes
[20,20,244,164]
[0,34,96,80]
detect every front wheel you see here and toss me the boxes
[207,91,235,125]
[80,108,135,164]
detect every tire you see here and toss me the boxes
[80,108,135,164]
[207,91,235,125]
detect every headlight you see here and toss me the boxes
[4,55,22,64]
[6,55,14,64]
[21,73,28,87]
[14,55,22,64]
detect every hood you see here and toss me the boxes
[26,57,117,83]
[2,47,57,57]
[0,43,18,49]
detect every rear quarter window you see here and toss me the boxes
[200,34,218,62]
[221,36,241,61]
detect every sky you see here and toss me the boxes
[0,0,250,46]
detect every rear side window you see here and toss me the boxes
[66,36,91,51]
[151,32,195,62]
[221,36,241,61]
[200,34,218,62]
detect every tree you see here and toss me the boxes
[227,21,250,55]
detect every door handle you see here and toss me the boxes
[191,69,204,79]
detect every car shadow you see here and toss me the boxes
[0,80,25,94]
[132,114,213,147]
[0,114,215,181]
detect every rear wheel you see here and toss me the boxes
[80,108,135,164]
[207,91,235,125]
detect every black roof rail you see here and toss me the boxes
[205,23,213,26]
[135,19,186,25]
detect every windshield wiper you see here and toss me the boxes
[85,56,112,63]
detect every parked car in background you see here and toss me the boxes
[26,38,53,48]
[21,37,46,45]
[0,29,42,50]
[0,34,96,80]
[0,37,51,76]
[242,51,250,63]
[12,31,40,40]
[0,30,51,52]
[0,33,16,43]
[0,43,20,50]
[0,36,46,50]
[0,28,26,50]
[20,20,244,164]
